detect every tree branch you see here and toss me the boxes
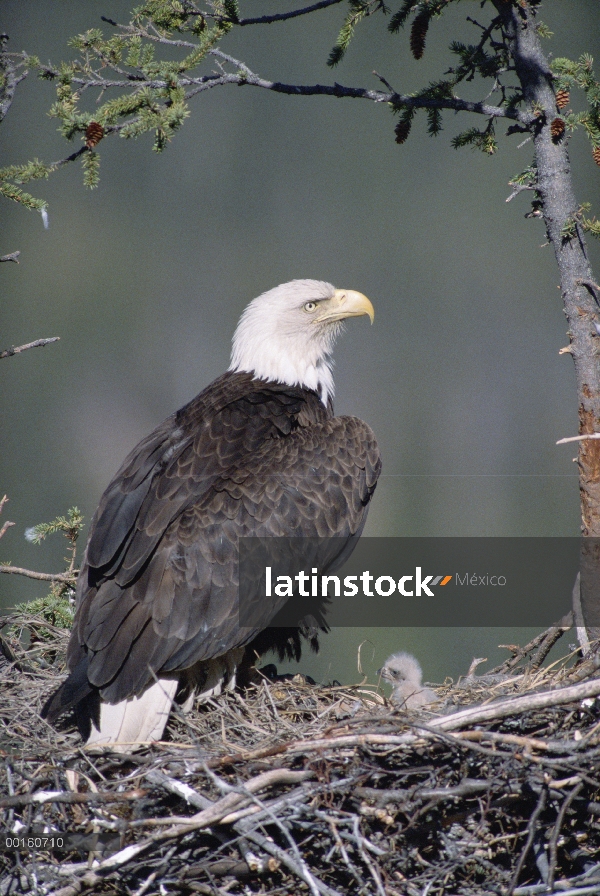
[232,0,345,27]
[0,565,75,583]
[0,46,28,125]
[0,337,60,359]
[38,63,528,124]
[505,183,534,203]
[183,50,532,124]
[0,495,14,542]
[0,251,20,263]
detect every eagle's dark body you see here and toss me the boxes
[44,369,381,739]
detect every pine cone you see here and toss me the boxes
[394,119,412,144]
[550,117,565,142]
[555,88,570,110]
[410,11,429,61]
[85,122,105,149]
[593,146,600,166]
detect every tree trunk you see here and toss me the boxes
[494,1,600,631]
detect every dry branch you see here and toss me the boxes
[0,564,75,583]
[0,336,60,359]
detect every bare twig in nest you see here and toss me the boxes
[431,678,600,732]
[547,781,583,890]
[572,572,592,656]
[0,788,145,810]
[530,616,574,669]
[507,785,548,895]
[490,613,572,675]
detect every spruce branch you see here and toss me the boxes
[327,1,386,68]
[1,505,82,628]
[1,1,538,209]
[25,506,84,566]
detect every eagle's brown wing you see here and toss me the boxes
[57,372,380,707]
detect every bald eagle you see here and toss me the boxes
[42,280,381,748]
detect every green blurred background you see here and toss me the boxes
[1,1,599,689]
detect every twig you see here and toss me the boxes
[372,70,395,93]
[0,564,75,583]
[0,632,19,666]
[0,494,14,541]
[0,336,60,359]
[0,251,20,263]
[577,278,600,301]
[353,815,386,896]
[513,885,600,896]
[507,786,548,895]
[530,621,572,669]
[0,520,15,539]
[556,433,600,445]
[431,678,600,731]
[572,572,592,657]
[50,145,91,169]
[490,615,572,675]
[0,788,145,810]
[145,769,211,810]
[506,183,535,202]
[231,0,345,26]
[457,731,552,753]
[547,782,583,890]
[355,779,493,804]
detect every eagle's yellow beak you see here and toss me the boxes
[314,289,374,324]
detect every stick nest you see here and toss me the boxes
[2,613,600,896]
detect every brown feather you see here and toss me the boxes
[45,371,381,719]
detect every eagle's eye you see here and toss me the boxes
[303,301,318,313]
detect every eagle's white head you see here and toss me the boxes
[229,279,374,405]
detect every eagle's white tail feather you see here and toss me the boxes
[86,678,178,752]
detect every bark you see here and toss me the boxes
[495,2,598,531]
[494,1,600,631]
